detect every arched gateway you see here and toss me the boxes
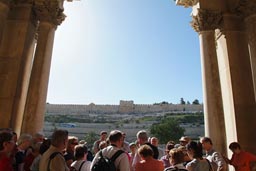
[0,0,256,158]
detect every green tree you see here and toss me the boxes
[192,99,200,105]
[84,131,98,149]
[150,117,185,144]
[180,98,186,105]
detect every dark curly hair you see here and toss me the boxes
[186,141,203,158]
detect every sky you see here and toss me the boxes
[46,0,202,105]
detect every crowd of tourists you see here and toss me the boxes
[1,128,256,171]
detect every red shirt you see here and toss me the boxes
[135,157,164,171]
[0,152,13,171]
[231,151,256,171]
[24,153,36,171]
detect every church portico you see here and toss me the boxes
[0,0,256,162]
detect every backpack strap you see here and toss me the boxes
[99,150,103,157]
[206,158,213,171]
[47,152,62,171]
[78,161,86,171]
[110,150,124,162]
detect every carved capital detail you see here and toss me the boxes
[191,9,223,33]
[34,0,66,26]
[176,0,198,8]
[236,0,256,18]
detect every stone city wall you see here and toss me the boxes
[46,100,203,115]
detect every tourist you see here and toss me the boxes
[90,130,130,171]
[64,136,79,168]
[92,131,108,154]
[24,142,42,171]
[223,142,256,171]
[30,138,51,171]
[186,141,212,171]
[150,137,164,159]
[71,144,91,171]
[0,131,15,171]
[164,148,187,171]
[135,144,164,171]
[132,130,159,170]
[39,129,69,171]
[160,141,175,168]
[122,132,130,153]
[15,133,33,171]
[200,137,227,171]
[129,142,137,165]
[176,136,191,148]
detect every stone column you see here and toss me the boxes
[216,13,256,154]
[240,1,256,101]
[21,1,66,134]
[0,0,10,44]
[0,3,37,134]
[191,9,226,153]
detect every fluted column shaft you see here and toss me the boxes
[191,9,226,154]
[21,0,65,134]
[216,13,256,154]
[21,21,56,134]
[0,0,9,44]
[246,15,256,101]
[0,3,36,134]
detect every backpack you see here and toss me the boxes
[47,152,62,171]
[70,161,85,171]
[91,150,124,171]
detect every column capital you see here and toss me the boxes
[175,0,198,8]
[191,9,223,33]
[236,0,256,18]
[34,0,66,26]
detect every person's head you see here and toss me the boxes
[79,140,87,145]
[150,137,159,147]
[179,136,190,146]
[99,141,108,149]
[51,129,69,150]
[100,131,107,141]
[0,132,15,153]
[229,142,241,154]
[178,145,190,162]
[31,142,42,156]
[67,136,78,152]
[169,148,185,165]
[33,132,45,143]
[108,130,124,148]
[17,133,32,149]
[129,142,137,154]
[136,130,148,145]
[186,141,203,159]
[138,144,154,159]
[165,141,175,155]
[200,137,213,152]
[74,144,88,160]
[122,132,127,140]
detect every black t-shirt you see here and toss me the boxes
[145,143,159,159]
